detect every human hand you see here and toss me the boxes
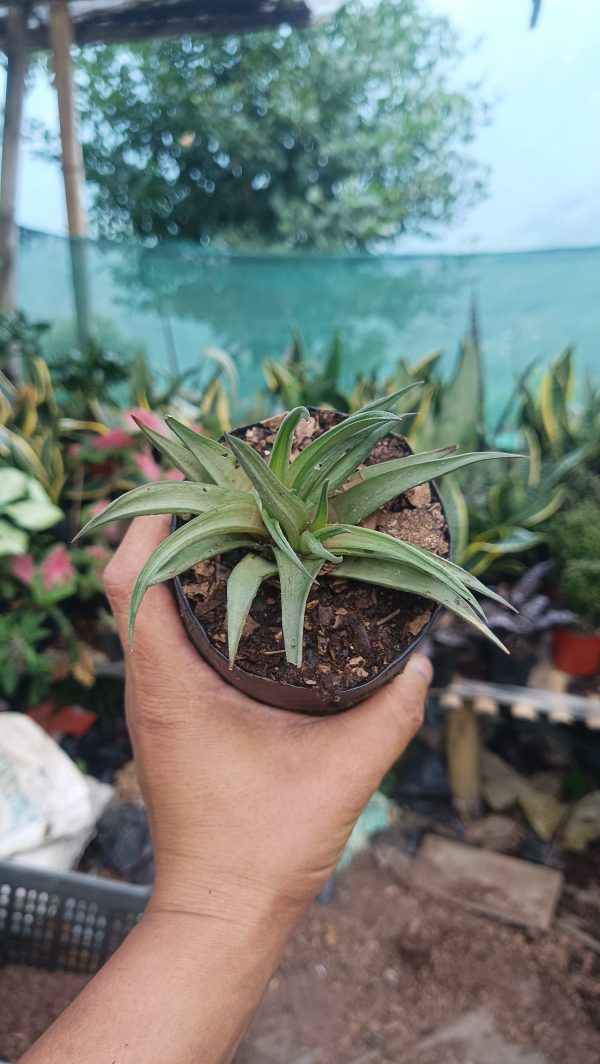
[104,515,431,927]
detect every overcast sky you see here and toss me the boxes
[5,0,600,253]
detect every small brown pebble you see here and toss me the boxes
[318,606,335,626]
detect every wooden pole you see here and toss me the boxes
[446,698,482,819]
[0,3,29,312]
[49,0,90,349]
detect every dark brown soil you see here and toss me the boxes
[181,411,448,697]
[2,854,599,1064]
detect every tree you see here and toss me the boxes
[69,0,487,249]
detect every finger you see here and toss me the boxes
[332,652,432,785]
[103,515,193,662]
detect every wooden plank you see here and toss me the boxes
[411,835,563,930]
[0,2,29,313]
[0,1,316,51]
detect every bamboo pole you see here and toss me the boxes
[445,698,482,819]
[0,3,29,313]
[49,0,91,349]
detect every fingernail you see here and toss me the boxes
[406,655,433,685]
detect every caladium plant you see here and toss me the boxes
[77,389,515,667]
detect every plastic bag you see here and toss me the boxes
[0,713,112,870]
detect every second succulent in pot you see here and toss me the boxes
[78,389,513,678]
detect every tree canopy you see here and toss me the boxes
[68,0,487,249]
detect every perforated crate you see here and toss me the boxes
[0,861,150,974]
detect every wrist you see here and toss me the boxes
[149,851,307,936]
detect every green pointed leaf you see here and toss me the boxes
[227,553,277,666]
[274,549,323,667]
[268,406,309,483]
[355,381,421,413]
[131,416,208,481]
[436,552,517,612]
[321,525,485,618]
[166,416,251,490]
[75,482,242,540]
[360,445,458,479]
[299,530,342,564]
[333,451,515,525]
[257,500,316,581]
[128,501,265,641]
[225,433,309,542]
[334,556,507,653]
[289,410,404,503]
[310,479,330,532]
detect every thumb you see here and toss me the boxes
[333,652,432,787]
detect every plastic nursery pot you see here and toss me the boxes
[171,411,449,716]
[552,627,600,677]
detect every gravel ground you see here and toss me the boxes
[1,852,599,1064]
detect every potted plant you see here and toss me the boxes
[78,391,513,713]
[547,501,600,677]
[552,560,600,676]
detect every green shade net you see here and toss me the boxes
[18,227,600,423]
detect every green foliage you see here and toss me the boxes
[497,347,600,466]
[0,311,48,380]
[47,340,130,419]
[546,501,600,570]
[79,401,512,667]
[0,609,54,704]
[560,560,600,631]
[0,468,63,555]
[262,332,348,412]
[63,0,486,248]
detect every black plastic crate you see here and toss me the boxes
[0,861,150,974]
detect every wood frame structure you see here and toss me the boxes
[0,0,336,343]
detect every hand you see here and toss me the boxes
[104,516,431,924]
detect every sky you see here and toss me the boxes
[4,0,600,253]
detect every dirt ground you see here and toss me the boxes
[1,852,599,1064]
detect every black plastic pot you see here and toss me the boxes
[171,412,449,715]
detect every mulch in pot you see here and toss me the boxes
[179,410,449,701]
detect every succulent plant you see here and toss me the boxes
[77,390,514,667]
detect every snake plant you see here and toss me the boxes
[77,389,515,667]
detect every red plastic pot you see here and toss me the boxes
[552,627,600,677]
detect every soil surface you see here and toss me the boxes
[181,411,448,699]
[1,854,598,1064]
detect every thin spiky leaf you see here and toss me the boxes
[289,410,403,503]
[166,416,251,490]
[227,554,277,667]
[274,550,323,666]
[321,525,485,618]
[360,445,458,479]
[355,381,421,413]
[268,406,309,483]
[131,416,208,481]
[74,482,244,541]
[310,479,330,532]
[256,500,316,581]
[299,530,342,564]
[128,501,265,640]
[335,557,508,653]
[225,432,309,542]
[333,451,516,525]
